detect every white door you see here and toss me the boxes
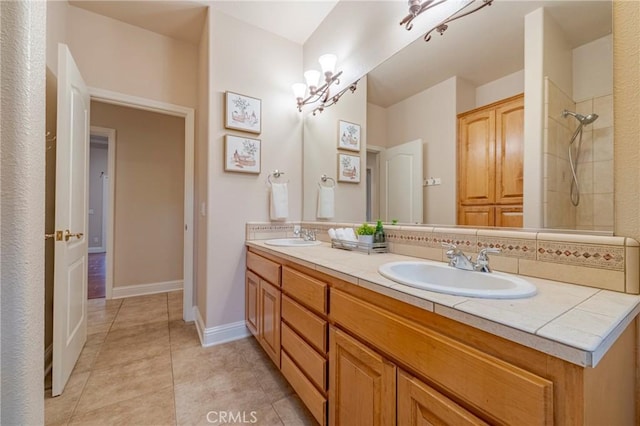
[52,44,90,396]
[380,139,423,223]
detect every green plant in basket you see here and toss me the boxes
[356,223,375,236]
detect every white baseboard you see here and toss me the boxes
[44,343,53,375]
[194,306,250,347]
[88,247,106,254]
[111,280,183,299]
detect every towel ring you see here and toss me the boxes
[267,170,288,185]
[320,174,336,188]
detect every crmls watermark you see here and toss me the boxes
[206,411,258,424]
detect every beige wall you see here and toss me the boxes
[88,143,108,249]
[91,101,185,288]
[47,2,198,108]
[367,102,388,149]
[196,12,210,319]
[205,10,303,327]
[614,1,640,242]
[303,76,368,222]
[386,77,458,225]
[475,70,524,108]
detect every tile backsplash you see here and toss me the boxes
[246,222,639,294]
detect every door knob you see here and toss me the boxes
[64,230,84,241]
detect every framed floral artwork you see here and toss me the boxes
[337,153,360,183]
[224,135,261,174]
[225,91,262,134]
[338,120,361,152]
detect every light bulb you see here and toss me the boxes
[304,70,321,90]
[318,54,337,77]
[292,83,307,100]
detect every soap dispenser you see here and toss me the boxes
[374,220,385,243]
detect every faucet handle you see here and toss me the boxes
[475,247,501,272]
[478,247,501,258]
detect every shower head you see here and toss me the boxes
[562,109,599,125]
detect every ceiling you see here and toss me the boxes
[367,0,613,107]
[69,1,612,108]
[69,0,338,45]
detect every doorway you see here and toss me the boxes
[87,128,114,299]
[87,94,194,321]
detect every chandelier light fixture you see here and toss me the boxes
[292,54,358,116]
[400,0,493,42]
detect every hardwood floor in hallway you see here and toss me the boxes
[87,253,106,299]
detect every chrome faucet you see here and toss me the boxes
[294,227,316,241]
[443,243,475,271]
[442,243,500,273]
[302,229,316,241]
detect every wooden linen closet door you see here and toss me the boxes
[458,109,495,206]
[495,97,524,205]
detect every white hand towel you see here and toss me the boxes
[335,228,346,240]
[317,186,335,219]
[270,183,289,220]
[328,228,337,240]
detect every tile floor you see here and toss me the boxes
[45,291,317,425]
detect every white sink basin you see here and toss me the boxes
[378,261,536,299]
[264,238,322,247]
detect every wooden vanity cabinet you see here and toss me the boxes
[245,247,637,426]
[397,371,489,426]
[329,326,396,426]
[245,251,281,367]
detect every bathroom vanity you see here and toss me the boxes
[245,241,638,425]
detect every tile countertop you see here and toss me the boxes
[246,241,640,368]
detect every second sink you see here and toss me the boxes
[378,261,537,299]
[264,238,322,247]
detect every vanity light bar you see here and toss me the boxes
[400,0,493,42]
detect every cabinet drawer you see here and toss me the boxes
[282,266,327,314]
[282,323,327,392]
[331,289,553,426]
[282,295,327,353]
[281,351,327,426]
[247,251,281,285]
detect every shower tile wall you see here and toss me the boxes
[575,95,614,232]
[543,78,576,229]
[543,79,614,232]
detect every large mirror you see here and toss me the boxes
[303,0,613,233]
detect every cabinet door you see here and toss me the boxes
[458,205,494,227]
[495,205,523,228]
[259,279,281,367]
[245,270,260,337]
[495,96,524,205]
[398,371,489,426]
[329,326,396,426]
[458,108,495,206]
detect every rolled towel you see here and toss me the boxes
[345,228,358,242]
[328,228,337,240]
[335,228,347,240]
[317,185,335,219]
[270,183,289,220]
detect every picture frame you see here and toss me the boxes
[337,153,361,183]
[224,134,261,174]
[225,91,262,134]
[337,120,361,152]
